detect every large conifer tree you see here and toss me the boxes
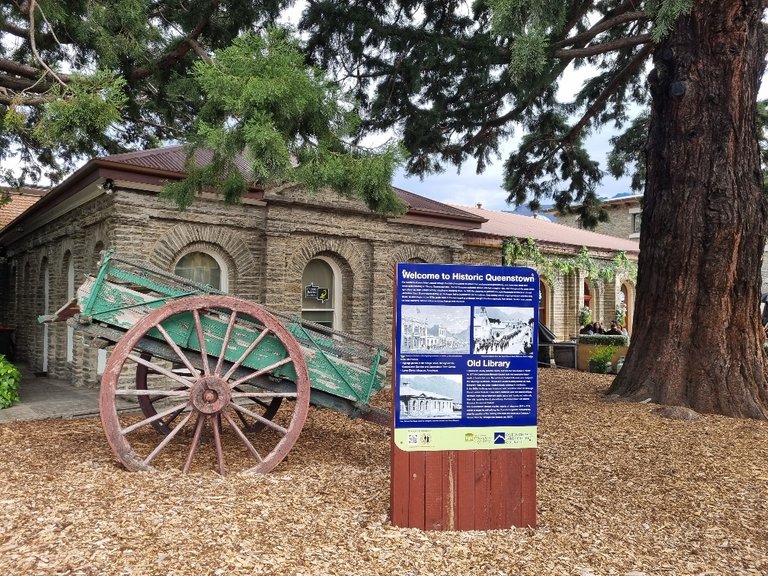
[301,0,768,418]
[0,1,403,212]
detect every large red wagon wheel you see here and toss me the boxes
[135,353,284,436]
[100,295,310,475]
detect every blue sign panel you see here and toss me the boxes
[394,263,538,451]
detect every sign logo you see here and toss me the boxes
[304,283,330,303]
[494,432,507,444]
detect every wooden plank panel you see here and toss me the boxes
[424,451,444,530]
[473,450,491,530]
[443,451,458,531]
[390,445,410,527]
[456,450,476,530]
[408,451,427,530]
[521,448,537,527]
[489,450,510,529]
[508,449,523,528]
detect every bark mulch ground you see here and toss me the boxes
[0,369,766,576]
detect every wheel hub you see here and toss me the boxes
[190,376,231,414]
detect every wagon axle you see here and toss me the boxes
[191,377,230,414]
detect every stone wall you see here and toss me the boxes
[553,204,634,239]
[3,182,635,387]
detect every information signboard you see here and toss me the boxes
[390,262,539,530]
[394,263,538,452]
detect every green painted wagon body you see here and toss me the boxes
[73,251,389,418]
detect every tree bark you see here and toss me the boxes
[608,0,768,418]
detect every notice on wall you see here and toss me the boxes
[394,263,538,451]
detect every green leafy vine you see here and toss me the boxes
[502,237,637,285]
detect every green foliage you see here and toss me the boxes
[607,113,649,193]
[299,1,657,228]
[588,344,619,373]
[579,334,629,347]
[1,0,291,186]
[648,0,695,42]
[162,29,405,214]
[33,73,127,150]
[0,354,21,409]
[578,306,592,326]
[502,237,637,285]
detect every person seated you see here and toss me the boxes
[592,321,606,334]
[579,323,594,335]
[605,321,622,336]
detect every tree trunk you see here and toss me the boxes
[608,0,768,418]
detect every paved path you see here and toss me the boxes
[0,363,133,423]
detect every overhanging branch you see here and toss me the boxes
[554,34,652,59]
[551,12,649,49]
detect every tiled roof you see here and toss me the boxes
[99,146,483,224]
[0,188,48,229]
[393,187,486,223]
[100,145,254,178]
[453,204,640,253]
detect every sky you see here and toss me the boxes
[386,47,657,213]
[392,105,632,213]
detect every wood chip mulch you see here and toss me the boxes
[0,369,766,576]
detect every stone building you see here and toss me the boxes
[0,146,639,387]
[548,192,768,293]
[545,194,643,240]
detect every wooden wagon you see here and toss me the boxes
[47,251,390,475]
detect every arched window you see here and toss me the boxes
[174,251,225,291]
[583,281,592,308]
[301,257,341,329]
[620,283,631,332]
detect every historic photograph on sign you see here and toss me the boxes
[472,306,535,355]
[399,374,463,420]
[399,305,470,354]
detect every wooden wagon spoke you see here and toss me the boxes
[127,353,194,388]
[192,309,211,376]
[182,414,207,474]
[222,327,271,380]
[100,294,310,475]
[223,412,264,463]
[115,388,190,397]
[143,412,194,466]
[154,323,201,379]
[121,401,190,435]
[214,311,238,376]
[229,357,293,388]
[211,414,226,476]
[230,391,297,400]
[231,403,288,435]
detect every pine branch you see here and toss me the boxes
[27,0,68,90]
[551,12,649,49]
[553,34,652,59]
[565,43,654,143]
[128,0,220,81]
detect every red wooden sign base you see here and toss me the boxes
[391,446,537,530]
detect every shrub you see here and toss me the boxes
[588,344,618,374]
[0,354,21,409]
[578,334,629,346]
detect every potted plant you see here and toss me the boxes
[615,302,627,327]
[588,344,618,374]
[0,354,21,409]
[578,305,592,327]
